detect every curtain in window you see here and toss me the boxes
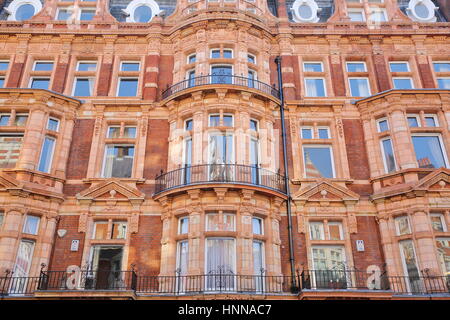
[436,239,450,275]
[13,240,35,277]
[209,135,233,180]
[399,240,422,293]
[206,239,235,290]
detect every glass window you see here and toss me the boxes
[437,78,450,89]
[133,5,152,22]
[250,119,258,131]
[14,114,28,126]
[328,222,343,240]
[304,146,335,178]
[185,119,193,131]
[305,78,326,97]
[77,62,97,71]
[0,211,3,228]
[30,78,50,90]
[107,126,121,138]
[211,49,221,59]
[0,134,23,168]
[118,78,138,97]
[0,115,10,126]
[0,61,9,71]
[0,78,4,88]
[407,115,420,127]
[73,78,94,96]
[377,119,389,132]
[93,221,108,239]
[13,240,35,278]
[412,135,447,169]
[318,128,330,139]
[103,145,135,178]
[252,217,263,235]
[312,246,346,271]
[348,10,365,22]
[120,62,140,72]
[381,138,396,173]
[247,54,256,64]
[223,115,233,127]
[301,127,313,139]
[80,9,95,21]
[298,3,313,19]
[433,62,450,73]
[304,62,323,72]
[33,61,54,71]
[57,9,71,20]
[179,217,189,234]
[396,216,411,235]
[188,54,196,64]
[206,213,235,231]
[23,215,40,235]
[47,118,59,131]
[436,238,450,275]
[177,240,189,275]
[424,115,438,127]
[15,4,35,21]
[209,115,220,127]
[393,78,414,89]
[347,62,367,72]
[399,240,420,284]
[310,222,325,240]
[123,126,136,138]
[38,136,55,173]
[390,62,410,72]
[253,241,264,278]
[370,10,387,22]
[430,214,445,232]
[223,50,233,59]
[112,222,127,239]
[349,78,371,97]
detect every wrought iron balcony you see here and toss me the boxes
[154,164,287,196]
[161,75,280,100]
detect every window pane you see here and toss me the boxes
[188,55,196,64]
[77,62,97,71]
[399,240,420,283]
[133,5,152,22]
[23,216,40,235]
[14,115,28,126]
[80,10,95,21]
[0,115,10,126]
[250,119,258,131]
[124,127,136,138]
[34,62,53,71]
[0,211,3,228]
[304,147,334,178]
[209,115,220,127]
[304,63,323,72]
[15,4,35,21]
[347,63,366,72]
[103,145,135,178]
[94,222,108,239]
[390,62,409,72]
[185,119,193,131]
[349,78,370,97]
[407,117,419,127]
[179,217,189,234]
[434,63,450,72]
[38,137,55,172]
[305,79,326,97]
[302,128,312,139]
[412,136,447,169]
[108,127,120,138]
[253,241,264,277]
[382,139,396,173]
[329,223,342,240]
[437,78,450,89]
[14,240,35,277]
[318,128,329,139]
[0,78,4,88]
[431,215,444,232]
[57,9,71,20]
[247,54,256,64]
[30,78,50,89]
[112,222,127,239]
[349,12,364,22]
[393,78,413,89]
[121,62,140,72]
[436,239,450,274]
[0,134,22,168]
[74,78,93,96]
[425,117,437,127]
[118,79,138,96]
[223,50,232,58]
[47,118,59,131]
[252,217,263,235]
[0,61,9,71]
[378,120,389,132]
[310,222,324,240]
[370,11,386,22]
[223,115,233,127]
[396,216,411,235]
[211,50,221,58]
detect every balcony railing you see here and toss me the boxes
[1,269,450,297]
[161,75,280,100]
[154,164,287,195]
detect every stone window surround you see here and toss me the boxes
[65,57,101,97]
[54,0,98,22]
[21,56,56,90]
[430,58,450,88]
[109,56,145,98]
[0,58,11,85]
[387,58,419,89]
[345,0,389,22]
[344,59,375,97]
[299,57,334,98]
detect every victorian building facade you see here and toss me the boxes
[0,0,449,300]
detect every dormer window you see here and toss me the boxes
[406,0,438,23]
[5,0,42,21]
[291,0,320,23]
[123,0,161,23]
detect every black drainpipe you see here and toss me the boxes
[274,56,297,291]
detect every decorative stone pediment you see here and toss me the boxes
[293,180,359,204]
[76,179,145,205]
[414,169,450,191]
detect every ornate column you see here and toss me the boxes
[0,208,25,274]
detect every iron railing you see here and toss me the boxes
[161,75,280,100]
[154,164,286,195]
[0,272,41,297]
[388,275,450,295]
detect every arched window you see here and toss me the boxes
[5,0,42,21]
[123,0,161,23]
[291,0,321,23]
[406,0,438,22]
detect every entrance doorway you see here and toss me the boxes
[87,246,123,290]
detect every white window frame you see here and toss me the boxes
[317,126,330,139]
[302,144,336,178]
[123,0,161,23]
[395,216,412,236]
[346,61,367,72]
[120,61,141,72]
[112,221,127,239]
[406,113,421,127]
[184,118,193,131]
[92,221,109,239]
[187,53,196,64]
[380,137,397,173]
[348,8,366,22]
[76,61,98,72]
[47,117,60,132]
[56,7,73,21]
[247,53,256,64]
[369,8,387,22]
[101,144,135,178]
[304,77,327,97]
[78,8,96,21]
[392,77,414,89]
[210,48,221,59]
[116,77,139,97]
[301,126,314,139]
[222,49,233,59]
[411,133,450,168]
[32,60,54,72]
[433,61,450,73]
[23,215,40,235]
[208,113,234,127]
[437,77,450,89]
[303,61,324,72]
[348,77,371,97]
[38,136,56,173]
[424,114,439,127]
[29,77,50,89]
[252,217,264,235]
[389,61,410,73]
[430,213,447,232]
[309,221,325,240]
[6,0,42,21]
[406,0,438,23]
[377,117,389,132]
[178,217,189,234]
[72,77,95,96]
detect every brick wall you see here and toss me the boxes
[279,215,307,276]
[416,56,436,88]
[157,55,174,100]
[66,119,95,179]
[143,119,169,183]
[342,119,370,180]
[329,57,346,96]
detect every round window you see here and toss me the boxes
[298,4,313,20]
[133,5,152,23]
[407,0,437,22]
[15,3,35,21]
[414,3,429,19]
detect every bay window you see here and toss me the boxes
[178,217,189,234]
[205,238,235,289]
[206,212,235,231]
